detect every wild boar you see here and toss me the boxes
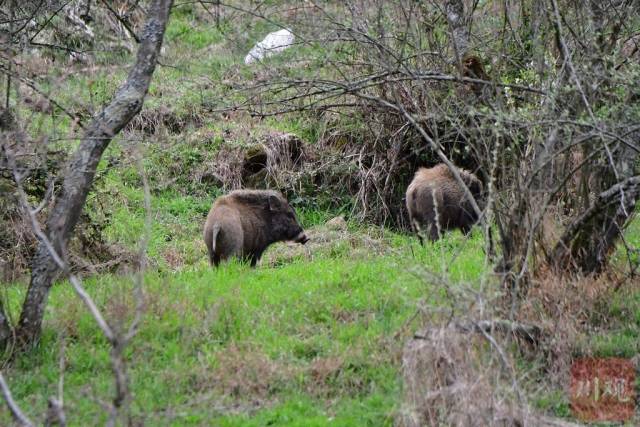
[406,164,484,243]
[203,189,309,267]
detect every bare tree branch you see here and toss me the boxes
[0,371,33,427]
[3,118,153,427]
[552,174,640,271]
[99,0,141,43]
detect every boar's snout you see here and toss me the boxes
[294,231,309,244]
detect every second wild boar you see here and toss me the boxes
[406,164,484,243]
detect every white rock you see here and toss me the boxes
[244,29,295,64]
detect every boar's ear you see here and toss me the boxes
[267,194,280,211]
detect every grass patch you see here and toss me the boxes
[1,232,489,425]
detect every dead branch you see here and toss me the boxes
[0,60,83,127]
[454,319,542,346]
[4,125,152,427]
[100,0,141,43]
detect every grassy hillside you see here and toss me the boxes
[3,214,639,424]
[2,230,488,426]
[3,3,640,426]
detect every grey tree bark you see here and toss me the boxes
[4,0,174,347]
[552,175,640,272]
[445,0,469,69]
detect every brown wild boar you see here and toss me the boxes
[204,189,309,267]
[406,164,484,243]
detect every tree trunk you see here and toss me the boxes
[13,0,173,347]
[552,174,640,273]
[445,0,469,68]
[0,299,11,345]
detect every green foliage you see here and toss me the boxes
[587,331,640,358]
[265,115,322,145]
[577,289,640,358]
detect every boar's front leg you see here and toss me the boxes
[212,254,221,267]
[249,251,263,268]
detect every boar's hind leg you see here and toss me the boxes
[249,251,263,268]
[209,224,223,267]
[427,223,441,241]
[208,249,221,267]
[410,218,425,246]
[207,242,219,266]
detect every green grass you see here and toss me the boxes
[165,17,226,50]
[9,216,636,425]
[0,231,488,426]
[576,287,640,358]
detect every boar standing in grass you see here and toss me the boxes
[204,189,309,267]
[406,164,484,243]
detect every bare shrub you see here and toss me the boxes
[205,128,360,213]
[400,325,519,427]
[520,268,638,384]
[207,131,303,189]
[230,0,640,298]
[127,105,204,135]
[241,131,305,188]
[396,274,594,427]
[0,199,36,282]
[407,264,639,423]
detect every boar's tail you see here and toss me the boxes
[210,224,221,263]
[408,190,419,231]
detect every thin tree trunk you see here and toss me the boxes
[445,0,469,70]
[0,300,11,345]
[13,0,173,347]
